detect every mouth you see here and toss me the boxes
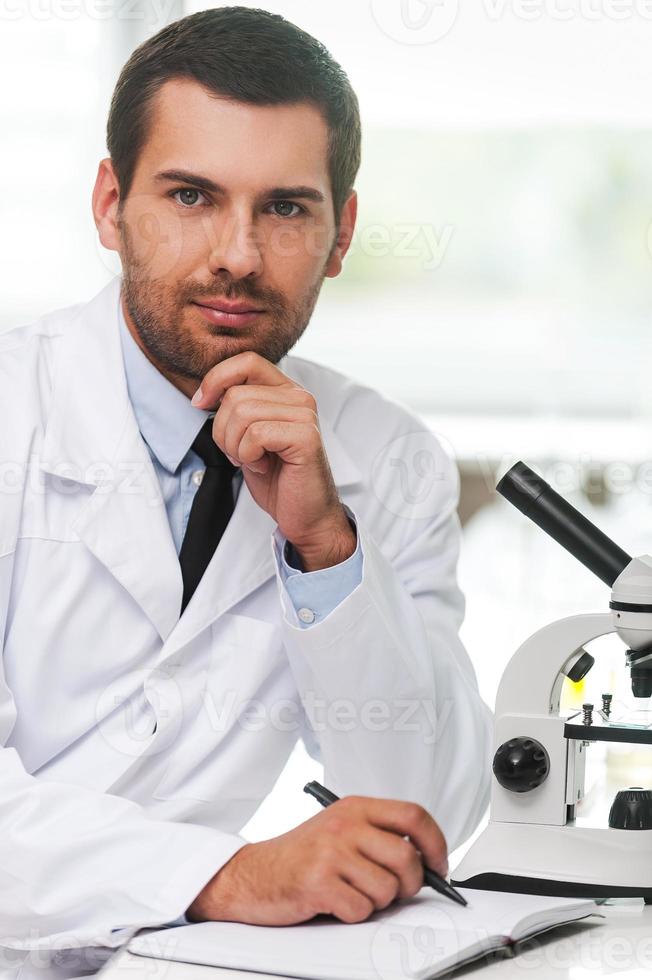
[191,300,265,329]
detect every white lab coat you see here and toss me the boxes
[0,276,491,975]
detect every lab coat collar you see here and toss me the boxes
[39,275,362,650]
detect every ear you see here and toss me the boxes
[92,158,123,253]
[324,190,357,278]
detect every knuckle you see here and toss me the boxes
[335,907,357,924]
[298,406,318,424]
[400,863,424,898]
[304,862,331,890]
[340,895,374,924]
[306,851,341,888]
[333,796,364,821]
[324,813,346,836]
[334,795,359,812]
[299,388,317,409]
[376,877,399,909]
[231,398,249,420]
[404,802,430,833]
[315,839,341,866]
[396,836,417,868]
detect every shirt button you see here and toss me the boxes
[191,469,205,487]
[298,607,315,624]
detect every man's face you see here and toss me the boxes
[96,78,354,395]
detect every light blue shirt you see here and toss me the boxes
[117,302,362,630]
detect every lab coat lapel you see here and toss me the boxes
[39,277,364,655]
[163,479,276,655]
[39,277,184,642]
[162,405,363,657]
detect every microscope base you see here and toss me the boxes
[451,821,652,900]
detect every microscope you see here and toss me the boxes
[452,462,652,900]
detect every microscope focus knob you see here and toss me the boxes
[492,737,550,793]
[608,787,652,830]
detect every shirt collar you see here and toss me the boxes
[117,298,212,474]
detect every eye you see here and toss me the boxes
[268,200,304,218]
[170,188,209,209]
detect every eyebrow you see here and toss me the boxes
[153,169,325,204]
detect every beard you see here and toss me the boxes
[118,220,334,385]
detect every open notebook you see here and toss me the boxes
[127,888,600,980]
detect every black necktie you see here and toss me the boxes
[179,415,238,615]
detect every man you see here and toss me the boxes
[0,6,491,976]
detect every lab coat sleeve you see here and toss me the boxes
[0,550,247,951]
[271,441,492,854]
[273,515,363,627]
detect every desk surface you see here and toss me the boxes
[99,900,652,980]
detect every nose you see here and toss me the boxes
[205,209,264,281]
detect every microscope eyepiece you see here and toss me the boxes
[497,462,631,588]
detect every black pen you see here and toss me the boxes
[303,780,467,908]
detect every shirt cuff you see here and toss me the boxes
[160,912,190,927]
[272,504,363,628]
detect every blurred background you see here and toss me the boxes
[3,0,652,856]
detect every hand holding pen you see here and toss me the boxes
[187,781,460,925]
[304,781,467,907]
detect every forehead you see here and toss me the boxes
[134,77,331,193]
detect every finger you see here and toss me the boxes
[357,827,424,899]
[236,419,323,470]
[222,405,318,468]
[323,879,375,924]
[358,799,449,877]
[215,402,318,467]
[215,383,316,411]
[338,852,401,912]
[192,351,288,408]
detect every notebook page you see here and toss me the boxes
[129,915,496,980]
[128,888,597,980]
[461,890,597,942]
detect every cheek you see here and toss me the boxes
[128,204,189,279]
[263,221,332,277]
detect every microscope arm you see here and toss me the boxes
[495,613,615,718]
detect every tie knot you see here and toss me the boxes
[191,416,235,469]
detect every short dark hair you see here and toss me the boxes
[106,6,361,224]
